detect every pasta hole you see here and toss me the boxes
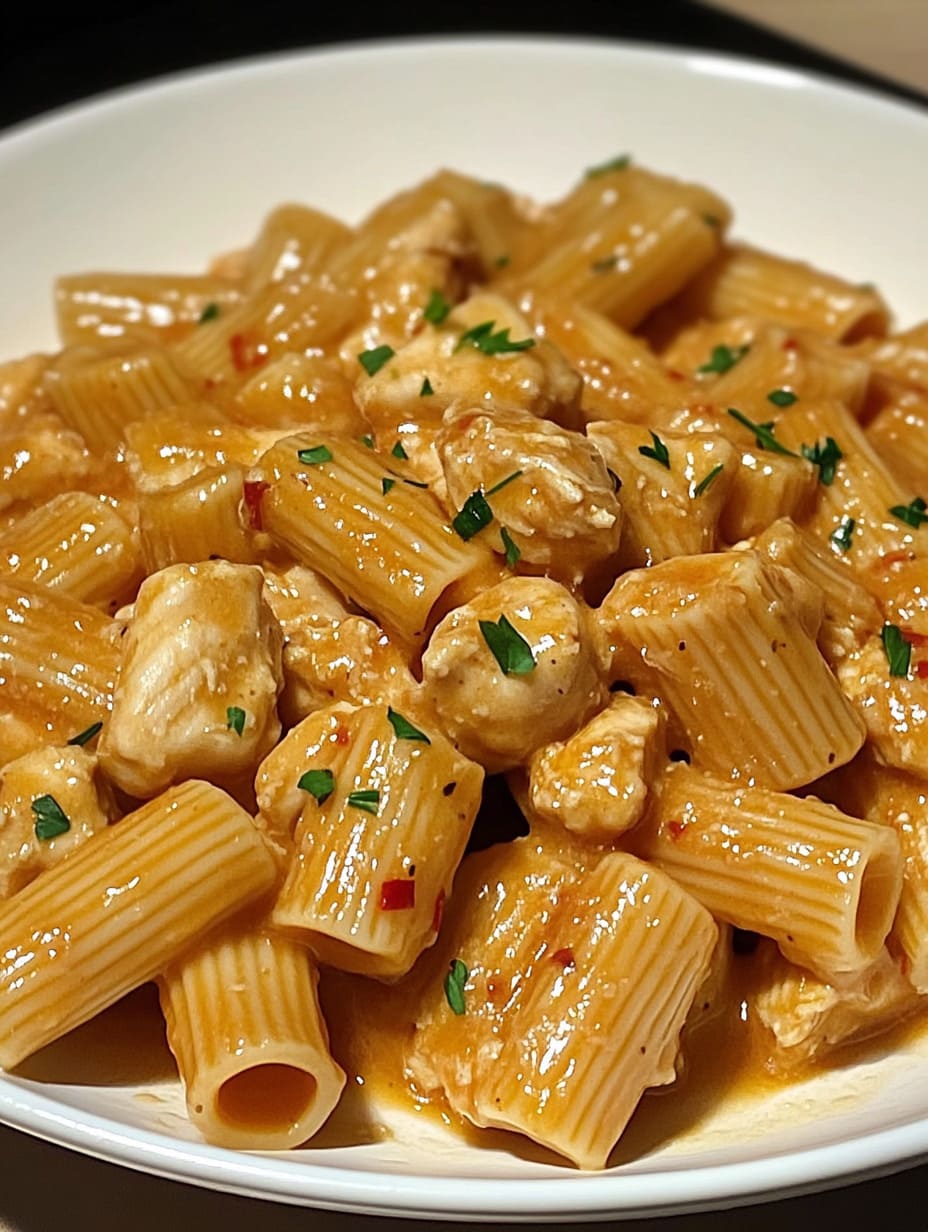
[854,846,900,960]
[217,1064,317,1131]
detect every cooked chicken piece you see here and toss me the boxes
[98,561,283,797]
[421,576,605,773]
[0,413,92,513]
[261,563,417,725]
[529,695,665,840]
[0,746,117,899]
[437,406,621,586]
[588,421,734,569]
[754,942,919,1071]
[352,290,583,453]
[837,636,928,779]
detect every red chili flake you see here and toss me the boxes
[782,338,798,351]
[334,726,350,746]
[230,331,268,373]
[880,551,913,568]
[242,480,269,530]
[551,947,575,969]
[667,819,686,840]
[379,878,415,911]
[917,661,928,679]
[902,629,928,647]
[667,368,686,382]
[431,888,446,934]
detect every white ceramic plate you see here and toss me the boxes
[1,34,928,1222]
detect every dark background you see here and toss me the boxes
[1,0,925,135]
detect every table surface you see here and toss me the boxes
[1,3,927,1229]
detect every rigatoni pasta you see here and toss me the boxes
[2,156,928,1171]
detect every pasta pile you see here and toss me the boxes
[1,160,928,1170]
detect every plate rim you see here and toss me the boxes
[2,32,928,1220]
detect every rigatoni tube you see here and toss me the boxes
[633,763,902,978]
[0,780,278,1070]
[159,923,345,1149]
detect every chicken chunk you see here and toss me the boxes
[837,636,928,778]
[437,406,621,587]
[0,413,92,513]
[529,696,665,841]
[0,746,117,899]
[98,561,283,797]
[421,576,605,772]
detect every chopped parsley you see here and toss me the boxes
[585,153,631,178]
[420,377,434,397]
[801,437,843,486]
[479,615,536,676]
[297,445,333,466]
[298,768,335,804]
[698,344,749,375]
[382,477,395,495]
[387,707,431,744]
[500,526,521,568]
[701,213,721,228]
[423,289,452,325]
[881,623,912,678]
[198,302,220,323]
[486,470,523,497]
[360,434,375,449]
[391,440,409,460]
[452,490,494,541]
[693,463,724,498]
[727,408,798,457]
[591,255,618,274]
[890,497,928,529]
[358,345,395,377]
[767,388,798,408]
[494,254,511,269]
[638,431,671,470]
[444,958,469,1015]
[226,706,246,736]
[831,516,855,553]
[455,321,535,356]
[347,789,380,815]
[32,795,70,841]
[67,721,102,747]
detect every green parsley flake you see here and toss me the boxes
[455,321,535,356]
[423,289,452,325]
[881,623,912,678]
[347,789,380,815]
[387,707,430,744]
[358,345,395,377]
[444,958,469,1015]
[727,408,798,457]
[801,436,843,486]
[693,464,724,498]
[831,516,855,553]
[226,706,246,736]
[500,526,521,569]
[198,302,220,323]
[591,255,619,274]
[486,470,523,497]
[453,491,494,541]
[382,478,396,495]
[494,255,511,269]
[702,213,721,228]
[479,615,536,676]
[638,431,671,470]
[298,768,335,804]
[585,153,631,178]
[420,377,434,397]
[698,344,749,375]
[391,440,409,460]
[768,388,798,408]
[361,434,375,449]
[32,794,70,841]
[67,721,102,747]
[297,445,333,466]
[890,497,928,529]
